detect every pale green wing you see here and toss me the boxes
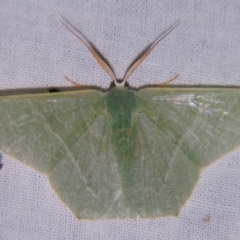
[0,90,125,219]
[129,88,240,217]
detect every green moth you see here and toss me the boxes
[1,19,240,219]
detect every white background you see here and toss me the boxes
[1,0,240,239]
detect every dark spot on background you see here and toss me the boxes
[0,154,3,170]
[48,88,60,93]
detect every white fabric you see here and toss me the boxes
[1,0,240,239]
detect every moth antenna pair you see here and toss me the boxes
[61,18,180,87]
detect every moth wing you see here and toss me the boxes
[0,91,124,219]
[130,88,240,217]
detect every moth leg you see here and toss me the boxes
[65,76,91,89]
[158,74,179,87]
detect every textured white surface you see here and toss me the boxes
[0,0,240,239]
